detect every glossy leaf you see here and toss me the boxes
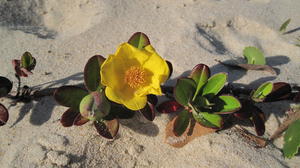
[243,47,266,65]
[60,108,81,127]
[174,109,190,136]
[189,64,210,100]
[0,103,9,126]
[139,102,155,121]
[166,61,173,79]
[128,32,150,49]
[193,112,222,128]
[264,82,292,102]
[79,91,111,121]
[213,95,241,114]
[251,82,273,102]
[0,76,13,97]
[107,103,135,119]
[201,73,227,99]
[157,100,183,113]
[283,119,300,158]
[94,119,119,139]
[279,18,291,33]
[84,55,105,92]
[174,78,196,106]
[73,114,89,126]
[21,51,36,71]
[251,107,266,136]
[165,117,217,148]
[54,86,88,109]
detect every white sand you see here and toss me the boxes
[1,0,300,167]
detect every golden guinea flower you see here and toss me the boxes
[100,43,169,110]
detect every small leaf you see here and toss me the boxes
[54,86,88,109]
[165,117,217,148]
[213,95,241,114]
[128,32,150,49]
[0,76,13,97]
[139,102,155,121]
[73,114,89,126]
[174,109,190,136]
[251,107,265,136]
[251,82,273,102]
[201,73,227,99]
[0,103,9,126]
[84,55,105,92]
[174,78,196,106]
[189,64,210,100]
[21,51,36,71]
[193,112,223,128]
[264,82,292,102]
[94,119,119,139]
[279,18,291,33]
[147,94,158,105]
[157,100,183,113]
[283,119,300,158]
[243,47,266,65]
[166,61,173,79]
[234,101,254,120]
[79,91,111,121]
[60,108,81,127]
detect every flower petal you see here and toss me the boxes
[123,95,147,111]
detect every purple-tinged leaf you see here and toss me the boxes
[84,55,105,92]
[60,108,79,127]
[0,103,9,126]
[174,109,190,136]
[147,94,158,105]
[54,86,88,109]
[264,82,292,102]
[0,76,13,97]
[189,64,210,100]
[157,100,183,113]
[74,114,89,126]
[94,119,119,139]
[128,32,150,49]
[251,107,266,136]
[139,102,155,121]
[166,60,173,79]
[234,101,253,120]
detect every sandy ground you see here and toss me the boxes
[1,0,300,167]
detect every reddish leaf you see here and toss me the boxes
[251,108,266,136]
[264,82,292,102]
[74,114,89,126]
[60,108,79,127]
[157,100,183,113]
[0,103,9,126]
[0,76,13,97]
[94,119,119,139]
[139,102,155,121]
[234,101,253,120]
[147,94,158,105]
[166,60,173,79]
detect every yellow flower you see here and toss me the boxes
[100,43,169,110]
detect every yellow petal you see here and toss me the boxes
[105,87,123,104]
[123,95,147,110]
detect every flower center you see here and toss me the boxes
[124,66,146,88]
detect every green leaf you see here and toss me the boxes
[283,119,300,159]
[193,96,214,112]
[84,55,105,92]
[21,51,36,70]
[54,86,88,109]
[174,78,196,106]
[251,82,273,102]
[201,73,227,99]
[279,18,291,33]
[193,111,222,128]
[243,47,266,65]
[189,64,210,101]
[173,109,190,136]
[213,95,241,114]
[128,32,150,49]
[79,91,111,121]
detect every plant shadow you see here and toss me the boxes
[10,72,83,127]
